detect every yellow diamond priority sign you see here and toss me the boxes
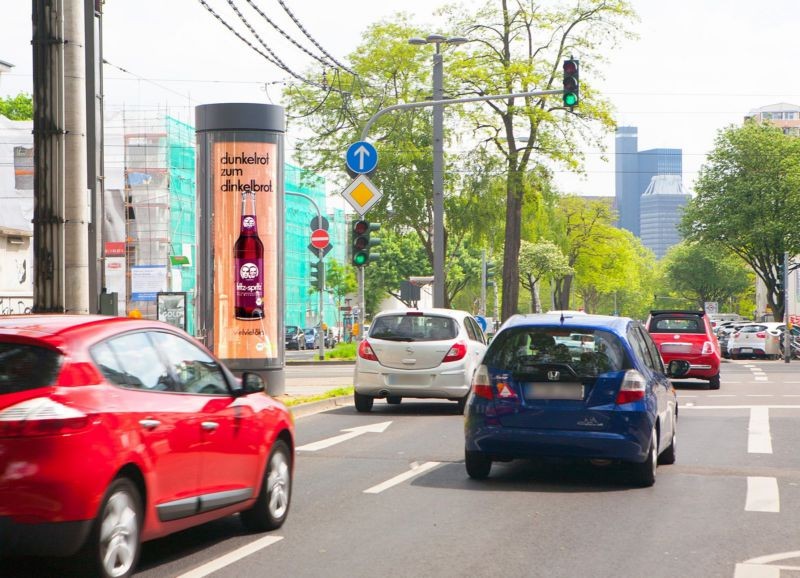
[340,174,382,216]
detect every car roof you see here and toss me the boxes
[501,313,632,335]
[649,310,706,318]
[0,315,182,346]
[373,308,472,320]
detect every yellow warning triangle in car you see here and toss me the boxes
[497,382,516,398]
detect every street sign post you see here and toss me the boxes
[345,141,378,175]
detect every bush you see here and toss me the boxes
[325,342,356,360]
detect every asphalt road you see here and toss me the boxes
[7,359,800,577]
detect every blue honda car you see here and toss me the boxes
[464,313,689,486]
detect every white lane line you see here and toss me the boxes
[784,394,800,397]
[734,562,782,577]
[683,405,800,409]
[754,377,769,382]
[708,394,736,397]
[748,407,772,454]
[745,476,780,513]
[363,461,440,494]
[177,536,283,578]
[746,394,774,397]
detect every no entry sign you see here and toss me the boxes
[310,228,330,249]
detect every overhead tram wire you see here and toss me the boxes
[196,0,336,93]
[102,59,198,103]
[275,0,358,78]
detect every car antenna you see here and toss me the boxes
[560,313,565,325]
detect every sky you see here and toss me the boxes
[1,0,800,199]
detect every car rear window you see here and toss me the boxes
[0,342,62,394]
[369,314,458,341]
[483,327,630,377]
[649,316,705,334]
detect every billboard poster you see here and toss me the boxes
[157,292,187,330]
[211,141,278,360]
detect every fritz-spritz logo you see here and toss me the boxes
[239,262,260,280]
[243,216,256,229]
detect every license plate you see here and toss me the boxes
[740,348,753,353]
[525,382,584,400]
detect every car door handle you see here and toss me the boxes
[201,421,219,431]
[139,419,161,429]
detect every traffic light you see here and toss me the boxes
[351,220,381,266]
[310,259,324,291]
[562,58,579,108]
[485,260,496,287]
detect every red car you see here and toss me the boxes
[0,315,294,578]
[646,310,721,389]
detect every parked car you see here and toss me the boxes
[354,308,488,412]
[0,315,294,578]
[727,322,783,359]
[645,310,721,389]
[716,321,750,358]
[303,327,318,349]
[285,325,306,350]
[464,313,689,486]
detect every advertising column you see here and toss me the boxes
[196,103,285,395]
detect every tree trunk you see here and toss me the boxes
[533,279,541,313]
[501,169,523,321]
[558,274,573,310]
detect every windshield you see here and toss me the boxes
[370,314,458,342]
[285,326,299,335]
[0,342,62,394]
[483,327,631,378]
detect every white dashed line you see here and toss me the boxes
[177,536,284,578]
[364,461,440,494]
[748,407,772,454]
[745,476,780,513]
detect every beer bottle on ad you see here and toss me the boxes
[234,190,264,319]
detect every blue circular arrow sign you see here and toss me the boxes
[346,141,378,174]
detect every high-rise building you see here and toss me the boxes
[614,126,682,238]
[745,103,800,135]
[639,175,691,259]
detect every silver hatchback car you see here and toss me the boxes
[354,309,488,412]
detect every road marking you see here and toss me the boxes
[784,394,800,397]
[754,377,769,381]
[746,394,773,397]
[363,461,440,494]
[297,421,392,452]
[177,536,283,578]
[748,407,772,454]
[683,405,800,409]
[745,476,780,513]
[735,551,800,577]
[708,394,736,397]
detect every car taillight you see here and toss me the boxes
[472,365,494,400]
[358,339,378,361]
[756,332,766,339]
[615,370,647,405]
[0,397,89,437]
[442,341,467,362]
[701,341,714,355]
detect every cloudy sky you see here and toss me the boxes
[1,0,799,197]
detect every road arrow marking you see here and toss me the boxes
[297,421,392,452]
[363,461,441,494]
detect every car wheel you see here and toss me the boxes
[386,396,402,405]
[708,373,721,390]
[81,477,142,578]
[630,428,657,487]
[658,416,677,465]
[465,449,492,479]
[456,395,468,414]
[354,391,374,412]
[241,439,292,532]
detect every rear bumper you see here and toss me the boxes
[355,365,471,400]
[661,353,719,379]
[0,517,92,557]
[465,421,651,463]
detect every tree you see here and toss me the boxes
[661,242,752,310]
[0,93,33,120]
[363,229,431,314]
[444,0,635,319]
[680,121,800,320]
[324,259,358,311]
[519,240,571,313]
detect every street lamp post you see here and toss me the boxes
[409,34,467,308]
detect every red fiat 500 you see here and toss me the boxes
[646,310,721,389]
[0,315,294,578]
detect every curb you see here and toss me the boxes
[289,395,354,419]
[285,360,355,366]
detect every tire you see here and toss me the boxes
[708,373,721,390]
[630,429,657,487]
[354,391,374,412]
[658,416,677,465]
[80,478,142,578]
[241,439,292,532]
[465,449,492,479]
[386,396,402,405]
[456,395,468,414]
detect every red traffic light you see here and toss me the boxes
[563,60,578,76]
[353,220,369,235]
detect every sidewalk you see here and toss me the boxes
[279,359,355,418]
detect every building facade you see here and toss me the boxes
[614,126,682,240]
[639,175,691,259]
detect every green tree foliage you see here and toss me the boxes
[0,93,33,120]
[363,229,430,314]
[661,241,753,311]
[443,0,636,319]
[680,121,800,320]
[519,240,572,313]
[324,259,358,310]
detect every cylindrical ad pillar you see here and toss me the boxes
[196,103,285,395]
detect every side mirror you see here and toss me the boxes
[240,372,266,394]
[666,359,690,378]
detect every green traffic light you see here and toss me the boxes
[564,93,578,107]
[353,252,368,266]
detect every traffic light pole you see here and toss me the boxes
[783,251,790,364]
[360,88,563,308]
[285,191,325,361]
[358,266,365,343]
